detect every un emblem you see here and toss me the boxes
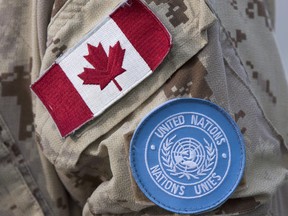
[148,112,230,199]
[162,137,215,181]
[130,98,245,214]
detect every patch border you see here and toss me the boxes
[145,111,231,199]
[130,98,246,214]
[31,0,171,137]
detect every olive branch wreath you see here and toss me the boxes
[196,138,215,176]
[161,137,215,180]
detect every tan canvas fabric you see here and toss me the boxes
[209,0,288,151]
[0,1,57,215]
[0,0,287,215]
[32,0,288,215]
[33,0,218,214]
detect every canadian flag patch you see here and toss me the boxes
[31,0,171,137]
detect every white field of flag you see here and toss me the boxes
[31,0,171,137]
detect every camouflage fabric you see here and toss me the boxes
[0,0,63,215]
[1,0,287,215]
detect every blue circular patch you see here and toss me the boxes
[130,98,245,214]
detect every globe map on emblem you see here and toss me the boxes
[161,137,215,183]
[148,112,230,199]
[171,137,206,173]
[130,98,245,214]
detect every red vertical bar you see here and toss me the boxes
[31,64,93,137]
[111,0,171,71]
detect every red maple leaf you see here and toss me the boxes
[78,41,126,91]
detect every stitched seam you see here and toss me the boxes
[217,22,286,145]
[205,0,285,146]
[205,0,250,80]
[48,0,208,169]
[48,0,89,30]
[223,59,286,146]
[63,28,206,170]
[55,0,184,169]
[130,99,245,212]
[0,115,53,215]
[45,0,91,167]
[49,0,73,25]
[47,0,90,41]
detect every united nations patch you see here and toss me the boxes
[130,98,245,214]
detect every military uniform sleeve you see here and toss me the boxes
[31,0,288,215]
[0,0,71,215]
